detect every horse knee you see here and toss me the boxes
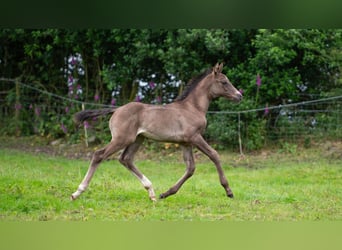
[185,158,195,176]
[118,156,126,165]
[91,149,105,165]
[93,157,102,165]
[189,166,195,176]
[209,150,221,165]
[119,153,130,166]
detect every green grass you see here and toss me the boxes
[0,147,341,221]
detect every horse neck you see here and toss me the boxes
[182,80,212,114]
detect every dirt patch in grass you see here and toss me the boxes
[1,136,341,165]
[0,136,185,162]
[321,141,342,160]
[0,136,95,160]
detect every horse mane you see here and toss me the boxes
[175,68,212,102]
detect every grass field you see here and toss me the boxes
[0,143,341,221]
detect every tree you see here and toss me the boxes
[210,29,342,150]
[1,29,341,146]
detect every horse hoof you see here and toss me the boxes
[159,194,166,199]
[227,193,234,198]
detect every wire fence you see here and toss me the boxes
[1,78,341,151]
[206,99,342,152]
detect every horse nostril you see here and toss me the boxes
[237,92,243,101]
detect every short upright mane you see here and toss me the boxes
[175,68,212,101]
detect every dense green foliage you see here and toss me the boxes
[1,29,341,149]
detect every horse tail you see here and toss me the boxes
[73,108,116,126]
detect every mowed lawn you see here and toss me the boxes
[0,147,341,221]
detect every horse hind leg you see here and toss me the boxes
[119,136,157,202]
[71,140,125,200]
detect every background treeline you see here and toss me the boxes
[0,29,341,150]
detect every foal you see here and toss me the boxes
[71,63,242,201]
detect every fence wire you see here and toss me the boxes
[1,78,341,150]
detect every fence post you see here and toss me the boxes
[15,79,21,136]
[82,103,89,147]
[238,112,244,156]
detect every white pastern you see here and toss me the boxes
[141,175,152,188]
[141,175,156,201]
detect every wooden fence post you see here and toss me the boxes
[82,103,89,147]
[15,79,21,136]
[238,112,244,157]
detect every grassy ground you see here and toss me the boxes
[0,138,341,221]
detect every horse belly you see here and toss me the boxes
[137,116,188,142]
[137,126,184,142]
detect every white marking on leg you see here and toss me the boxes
[71,183,87,200]
[141,175,152,188]
[141,175,156,201]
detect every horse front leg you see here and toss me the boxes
[191,134,234,198]
[160,145,195,199]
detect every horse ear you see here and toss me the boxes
[213,62,223,76]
